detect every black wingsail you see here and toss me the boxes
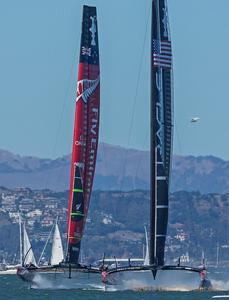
[150,0,173,266]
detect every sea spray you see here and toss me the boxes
[211,280,229,291]
[29,272,104,290]
[118,270,201,291]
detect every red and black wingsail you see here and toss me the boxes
[150,0,173,266]
[66,5,100,264]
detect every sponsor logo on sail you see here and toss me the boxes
[156,72,162,91]
[85,108,99,198]
[75,135,86,146]
[156,102,163,160]
[75,162,85,169]
[162,7,169,37]
[76,203,82,211]
[76,76,100,103]
[89,16,97,46]
[82,46,91,56]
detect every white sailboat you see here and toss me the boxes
[22,222,37,267]
[0,214,22,274]
[37,219,64,267]
[50,222,64,266]
[0,214,37,274]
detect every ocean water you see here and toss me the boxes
[0,275,228,300]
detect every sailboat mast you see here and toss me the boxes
[150,0,158,265]
[38,222,55,265]
[19,213,22,266]
[216,242,219,268]
[150,0,173,266]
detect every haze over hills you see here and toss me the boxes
[0,143,229,193]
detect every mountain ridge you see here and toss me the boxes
[0,143,229,193]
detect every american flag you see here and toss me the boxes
[153,39,172,69]
[82,46,91,56]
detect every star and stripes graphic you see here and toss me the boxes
[153,39,172,69]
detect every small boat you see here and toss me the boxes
[0,213,34,275]
[0,257,19,275]
[50,221,64,266]
[22,221,37,267]
[37,219,64,267]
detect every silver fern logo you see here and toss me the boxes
[76,76,100,103]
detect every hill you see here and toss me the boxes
[0,188,228,264]
[0,143,229,193]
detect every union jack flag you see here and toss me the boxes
[153,39,172,69]
[82,46,91,56]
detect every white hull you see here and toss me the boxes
[0,269,17,275]
[17,268,103,290]
[112,270,201,291]
[17,267,202,290]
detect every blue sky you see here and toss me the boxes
[0,0,229,160]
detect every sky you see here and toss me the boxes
[0,0,229,160]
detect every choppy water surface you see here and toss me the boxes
[0,274,228,300]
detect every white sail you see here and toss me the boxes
[23,223,37,266]
[19,213,23,266]
[50,223,64,265]
[144,226,149,266]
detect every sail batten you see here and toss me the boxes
[150,0,173,266]
[66,5,100,265]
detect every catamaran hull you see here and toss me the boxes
[17,267,102,289]
[17,267,204,291]
[115,270,204,291]
[0,269,17,275]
